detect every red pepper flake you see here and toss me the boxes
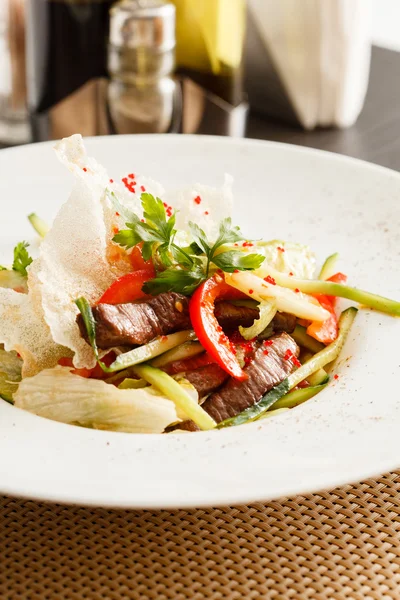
[242,241,254,247]
[263,350,269,355]
[194,195,202,205]
[294,288,300,293]
[289,272,294,277]
[115,212,120,217]
[109,178,114,183]
[204,211,209,215]
[141,219,145,223]
[82,167,87,172]
[277,246,285,252]
[234,243,239,247]
[263,340,273,347]
[292,355,301,368]
[248,289,254,295]
[334,374,339,380]
[141,185,146,192]
[161,335,168,342]
[113,226,119,235]
[264,275,276,285]
[284,349,293,361]
[216,325,223,332]
[233,269,239,274]
[128,173,135,179]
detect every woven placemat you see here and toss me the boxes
[2,471,400,599]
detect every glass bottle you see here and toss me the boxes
[107,0,180,135]
[171,0,246,107]
[26,0,115,141]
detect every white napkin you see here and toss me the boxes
[248,0,372,129]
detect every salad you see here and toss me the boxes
[0,134,399,434]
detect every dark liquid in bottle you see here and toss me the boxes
[26,0,114,137]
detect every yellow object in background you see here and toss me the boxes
[171,0,246,75]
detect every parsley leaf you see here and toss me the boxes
[212,251,265,272]
[143,267,205,296]
[12,242,33,276]
[212,218,243,249]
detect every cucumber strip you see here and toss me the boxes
[225,272,329,321]
[307,369,329,386]
[258,266,400,316]
[291,325,325,353]
[28,213,49,238]
[258,407,290,420]
[75,296,196,373]
[288,307,357,389]
[319,252,339,280]
[118,378,148,390]
[272,384,327,411]
[217,379,290,428]
[151,341,204,368]
[239,299,277,340]
[133,364,216,431]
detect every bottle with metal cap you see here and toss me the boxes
[107,0,180,134]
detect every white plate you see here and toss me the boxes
[0,135,399,508]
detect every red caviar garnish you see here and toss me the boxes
[284,349,293,361]
[194,195,202,205]
[292,356,301,368]
[248,289,254,295]
[264,275,276,285]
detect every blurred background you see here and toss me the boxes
[0,0,399,148]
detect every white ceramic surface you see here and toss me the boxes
[0,135,399,508]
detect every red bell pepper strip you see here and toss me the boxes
[129,242,154,272]
[189,275,247,381]
[97,269,154,305]
[307,272,347,345]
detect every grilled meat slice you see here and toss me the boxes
[77,292,191,349]
[184,363,230,398]
[215,302,296,336]
[174,333,299,431]
[202,332,298,423]
[214,301,259,329]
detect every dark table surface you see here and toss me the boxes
[2,47,399,170]
[247,46,400,171]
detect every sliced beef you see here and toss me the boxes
[184,363,230,398]
[175,332,298,431]
[214,301,259,329]
[203,332,298,423]
[215,302,296,336]
[77,292,191,349]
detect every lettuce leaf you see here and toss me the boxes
[14,366,181,433]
